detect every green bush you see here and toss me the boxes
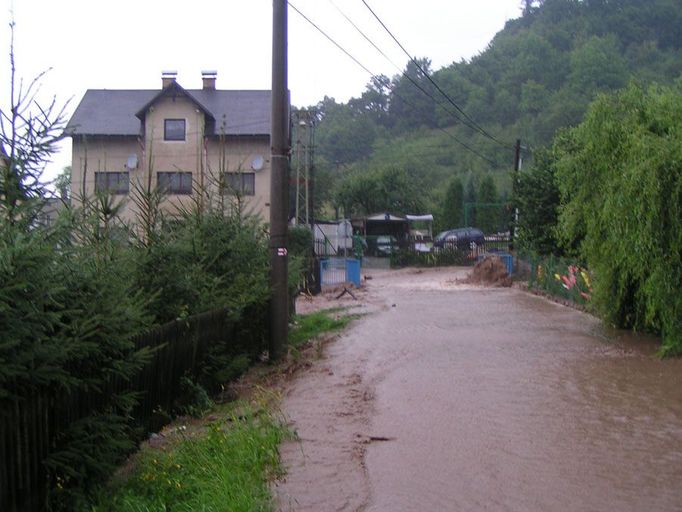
[555,82,682,354]
[514,149,561,255]
[288,225,313,261]
[133,208,270,324]
[175,377,214,418]
[1,193,273,508]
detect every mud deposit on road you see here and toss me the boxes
[275,267,682,511]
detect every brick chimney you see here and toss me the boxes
[161,70,177,88]
[202,70,217,90]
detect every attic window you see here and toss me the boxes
[164,119,186,141]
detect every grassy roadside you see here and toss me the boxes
[91,307,359,511]
[92,400,287,512]
[289,307,359,348]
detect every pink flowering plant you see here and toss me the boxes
[532,256,593,306]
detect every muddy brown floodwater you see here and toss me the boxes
[274,267,682,511]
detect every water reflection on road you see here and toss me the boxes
[363,276,682,511]
[276,269,682,511]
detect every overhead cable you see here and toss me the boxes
[327,0,494,136]
[360,0,512,149]
[288,1,497,166]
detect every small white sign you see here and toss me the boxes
[277,248,288,256]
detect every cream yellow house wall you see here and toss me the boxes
[71,136,141,224]
[204,136,271,219]
[141,95,204,218]
[71,95,271,224]
[71,136,139,198]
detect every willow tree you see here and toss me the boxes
[555,82,682,355]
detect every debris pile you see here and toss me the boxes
[465,256,512,287]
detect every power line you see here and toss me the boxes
[288,2,376,79]
[325,0,494,138]
[433,127,496,166]
[360,0,513,149]
[327,0,403,75]
[288,1,497,166]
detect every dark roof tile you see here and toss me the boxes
[66,88,271,137]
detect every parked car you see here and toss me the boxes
[433,227,485,249]
[375,235,398,256]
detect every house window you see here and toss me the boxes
[223,172,255,196]
[158,172,192,195]
[94,172,129,194]
[164,119,186,141]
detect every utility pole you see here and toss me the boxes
[308,111,316,227]
[270,0,289,360]
[294,115,302,225]
[509,138,522,251]
[292,109,317,226]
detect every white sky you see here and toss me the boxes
[1,0,522,181]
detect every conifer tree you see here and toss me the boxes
[478,175,499,234]
[442,177,464,229]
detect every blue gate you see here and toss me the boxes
[320,258,361,287]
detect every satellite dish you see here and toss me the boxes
[251,155,265,171]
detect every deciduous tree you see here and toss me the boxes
[555,82,682,354]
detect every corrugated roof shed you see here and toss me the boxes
[66,89,271,137]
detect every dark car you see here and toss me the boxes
[433,227,485,249]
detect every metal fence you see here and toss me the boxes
[436,234,510,257]
[0,304,268,512]
[516,252,593,305]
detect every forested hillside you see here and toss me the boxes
[303,0,682,225]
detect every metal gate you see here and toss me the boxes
[320,258,361,287]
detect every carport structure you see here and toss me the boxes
[351,213,409,253]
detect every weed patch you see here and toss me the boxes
[288,308,357,348]
[92,402,288,512]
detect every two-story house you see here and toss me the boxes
[66,71,273,223]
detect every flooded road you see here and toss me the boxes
[276,268,682,511]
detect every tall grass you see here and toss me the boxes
[89,308,360,511]
[288,309,356,348]
[92,404,287,512]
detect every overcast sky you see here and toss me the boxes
[1,0,523,181]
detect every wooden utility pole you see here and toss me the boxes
[269,0,289,360]
[514,139,522,173]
